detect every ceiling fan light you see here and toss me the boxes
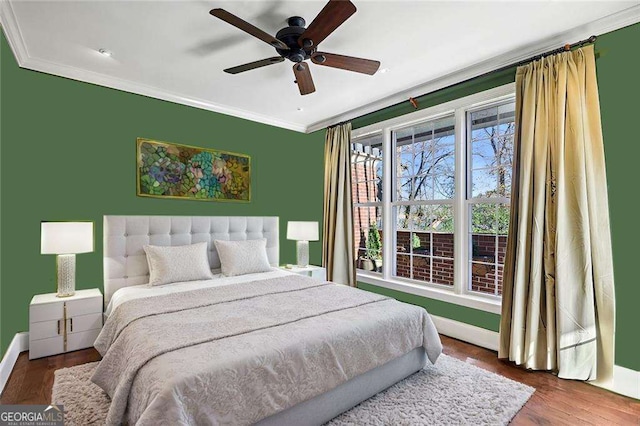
[98,48,112,57]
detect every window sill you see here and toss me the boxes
[356,272,502,315]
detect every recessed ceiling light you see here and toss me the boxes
[378,68,389,74]
[98,48,113,57]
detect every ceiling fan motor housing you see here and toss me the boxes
[275,17,313,63]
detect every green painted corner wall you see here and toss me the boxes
[595,23,640,371]
[0,32,325,356]
[357,22,640,372]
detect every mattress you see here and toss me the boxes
[104,268,292,316]
[93,272,442,425]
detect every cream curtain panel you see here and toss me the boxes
[323,123,356,286]
[499,45,615,384]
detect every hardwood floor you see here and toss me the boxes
[1,335,638,424]
[1,347,101,406]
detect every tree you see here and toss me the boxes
[473,121,514,198]
[395,112,513,237]
[366,222,382,260]
[396,127,455,233]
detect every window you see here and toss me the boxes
[351,84,515,307]
[351,134,383,273]
[393,116,455,286]
[467,103,514,296]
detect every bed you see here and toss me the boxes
[93,215,442,425]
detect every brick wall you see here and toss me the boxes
[395,231,454,286]
[393,231,507,294]
[352,154,380,256]
[470,234,507,295]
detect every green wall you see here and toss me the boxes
[356,23,640,371]
[1,22,638,372]
[0,32,325,356]
[596,23,640,371]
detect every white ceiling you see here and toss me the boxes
[2,1,639,133]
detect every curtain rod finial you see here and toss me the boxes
[409,97,419,109]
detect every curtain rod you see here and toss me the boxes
[346,35,599,125]
[449,35,599,93]
[400,35,598,112]
[489,35,597,76]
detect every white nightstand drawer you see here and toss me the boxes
[309,268,326,281]
[30,303,63,323]
[67,329,100,352]
[66,297,102,317]
[280,265,326,281]
[30,288,103,359]
[30,319,64,341]
[67,313,102,334]
[29,336,64,360]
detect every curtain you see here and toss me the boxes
[323,123,356,286]
[499,45,615,385]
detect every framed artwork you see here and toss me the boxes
[136,138,251,202]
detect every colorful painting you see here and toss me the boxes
[137,138,250,202]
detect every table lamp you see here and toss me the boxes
[41,221,94,297]
[287,221,319,267]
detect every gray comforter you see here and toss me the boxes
[92,275,442,425]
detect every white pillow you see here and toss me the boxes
[143,242,214,286]
[214,239,271,277]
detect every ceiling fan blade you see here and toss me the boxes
[293,63,316,95]
[224,57,285,74]
[298,0,356,49]
[210,8,289,51]
[311,52,380,75]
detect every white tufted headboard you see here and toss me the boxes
[103,215,279,305]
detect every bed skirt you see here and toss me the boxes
[257,347,427,426]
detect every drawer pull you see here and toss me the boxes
[57,320,61,335]
[70,318,73,332]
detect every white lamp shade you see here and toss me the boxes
[41,222,94,254]
[287,221,319,241]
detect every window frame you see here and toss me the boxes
[351,134,384,274]
[466,101,515,297]
[391,115,456,288]
[351,83,516,314]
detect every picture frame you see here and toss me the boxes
[136,138,251,202]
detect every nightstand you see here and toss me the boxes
[29,288,103,360]
[279,265,326,281]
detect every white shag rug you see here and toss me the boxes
[52,354,534,425]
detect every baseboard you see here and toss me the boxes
[430,315,639,400]
[593,365,640,400]
[431,315,500,352]
[0,332,29,395]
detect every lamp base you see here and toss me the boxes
[296,240,309,267]
[56,254,76,297]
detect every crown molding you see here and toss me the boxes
[306,4,640,133]
[2,1,639,134]
[0,1,307,134]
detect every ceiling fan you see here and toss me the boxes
[210,0,380,95]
